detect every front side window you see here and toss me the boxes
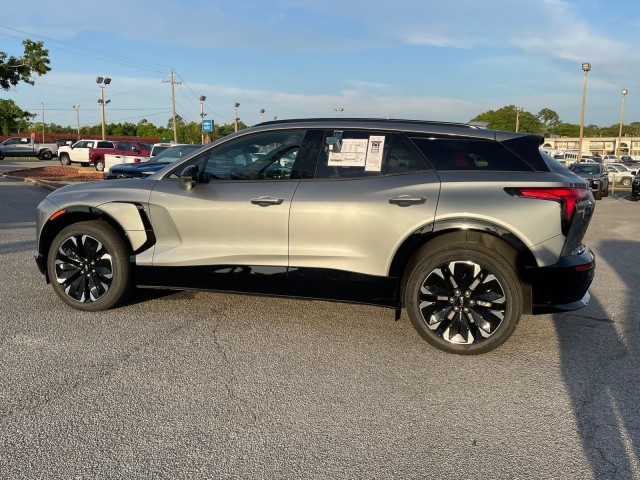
[171,130,305,181]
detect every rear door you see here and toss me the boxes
[289,130,440,277]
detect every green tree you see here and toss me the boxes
[0,40,51,91]
[536,108,561,136]
[471,105,542,133]
[0,98,35,135]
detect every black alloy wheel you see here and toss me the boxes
[47,220,131,311]
[39,150,53,160]
[404,245,522,354]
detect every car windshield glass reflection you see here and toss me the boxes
[573,165,600,174]
[150,145,201,163]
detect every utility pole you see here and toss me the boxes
[164,69,181,143]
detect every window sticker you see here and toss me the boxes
[328,138,369,167]
[365,135,385,172]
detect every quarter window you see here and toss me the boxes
[411,137,534,171]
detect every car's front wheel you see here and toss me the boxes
[95,159,105,171]
[59,153,71,166]
[39,150,53,160]
[404,244,522,354]
[47,220,131,311]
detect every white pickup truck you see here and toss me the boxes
[58,139,114,167]
[0,137,59,160]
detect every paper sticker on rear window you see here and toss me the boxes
[328,138,369,167]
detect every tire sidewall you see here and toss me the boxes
[59,153,70,165]
[404,244,523,355]
[95,160,105,171]
[47,220,130,311]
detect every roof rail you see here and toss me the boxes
[256,117,479,129]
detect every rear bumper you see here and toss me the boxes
[527,246,596,314]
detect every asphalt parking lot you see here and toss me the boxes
[0,172,639,479]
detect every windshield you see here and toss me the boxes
[150,145,201,163]
[572,164,600,174]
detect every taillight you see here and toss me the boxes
[505,187,590,235]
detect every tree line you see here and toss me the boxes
[2,40,639,141]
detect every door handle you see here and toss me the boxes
[251,196,284,207]
[389,196,427,207]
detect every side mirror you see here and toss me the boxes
[179,165,199,191]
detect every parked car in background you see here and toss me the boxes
[569,162,609,200]
[602,155,619,163]
[149,142,181,157]
[101,141,152,173]
[58,139,114,167]
[89,141,152,171]
[34,118,596,355]
[0,136,59,160]
[632,171,640,201]
[104,144,202,179]
[606,163,637,186]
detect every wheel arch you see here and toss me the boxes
[38,203,155,281]
[390,220,536,313]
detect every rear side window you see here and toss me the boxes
[410,137,535,171]
[314,131,431,179]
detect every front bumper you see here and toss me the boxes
[527,246,596,314]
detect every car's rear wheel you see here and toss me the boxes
[47,220,131,311]
[404,244,522,355]
[621,177,632,186]
[59,153,71,166]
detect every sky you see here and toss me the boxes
[2,0,640,131]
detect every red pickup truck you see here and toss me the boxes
[89,140,152,171]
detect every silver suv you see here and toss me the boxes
[34,119,596,354]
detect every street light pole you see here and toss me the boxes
[200,95,207,144]
[96,76,111,140]
[73,105,80,139]
[515,107,522,132]
[259,108,265,122]
[41,102,45,142]
[234,102,240,132]
[617,88,628,158]
[577,63,591,163]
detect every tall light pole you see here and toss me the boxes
[41,102,45,142]
[259,108,265,122]
[200,95,207,144]
[72,105,80,139]
[234,102,240,132]
[617,88,628,158]
[96,76,111,140]
[577,63,591,163]
[515,107,522,132]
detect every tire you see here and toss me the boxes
[621,177,632,186]
[59,153,71,166]
[594,190,602,200]
[404,244,523,355]
[95,159,105,171]
[47,220,131,311]
[602,184,609,197]
[81,163,90,167]
[39,150,53,160]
